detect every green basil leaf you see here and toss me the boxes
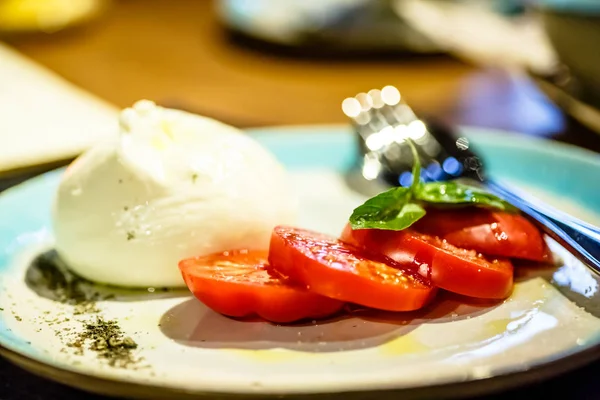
[415,181,517,212]
[349,187,426,230]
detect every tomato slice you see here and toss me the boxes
[179,250,344,323]
[341,224,514,299]
[268,226,436,312]
[412,208,551,262]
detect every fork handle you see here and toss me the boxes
[486,180,600,272]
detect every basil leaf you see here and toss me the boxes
[416,181,517,212]
[349,187,426,230]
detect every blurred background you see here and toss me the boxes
[1,0,600,162]
[1,0,600,397]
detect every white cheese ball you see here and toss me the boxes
[52,100,297,287]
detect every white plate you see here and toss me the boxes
[0,126,600,399]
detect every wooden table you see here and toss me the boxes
[5,0,476,128]
[2,1,600,399]
[8,0,600,151]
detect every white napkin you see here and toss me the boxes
[393,0,558,74]
[0,43,117,173]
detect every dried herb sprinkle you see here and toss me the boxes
[67,316,140,368]
[25,252,146,370]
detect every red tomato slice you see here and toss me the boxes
[268,226,436,312]
[341,224,513,299]
[179,250,344,323]
[412,208,551,262]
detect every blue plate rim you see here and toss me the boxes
[246,123,600,163]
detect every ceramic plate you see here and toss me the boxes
[1,125,600,400]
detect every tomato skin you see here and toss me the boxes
[268,226,436,312]
[412,208,550,262]
[341,224,514,299]
[179,250,344,323]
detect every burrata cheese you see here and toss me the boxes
[52,100,297,287]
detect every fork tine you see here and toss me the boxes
[342,85,433,193]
